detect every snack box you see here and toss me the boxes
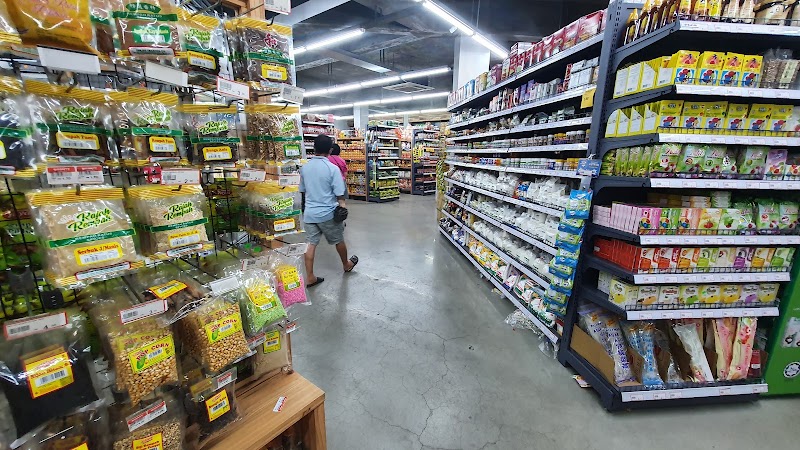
[652,56,672,88]
[659,50,699,86]
[541,35,554,59]
[562,19,581,49]
[597,270,614,294]
[766,149,788,180]
[695,247,714,272]
[637,205,661,235]
[721,284,742,303]
[617,108,632,137]
[681,102,706,129]
[637,285,660,306]
[676,144,706,174]
[751,247,775,269]
[679,284,700,305]
[714,247,736,271]
[678,207,701,234]
[740,283,759,303]
[741,54,763,88]
[606,109,621,137]
[658,207,681,233]
[609,278,639,306]
[629,105,644,136]
[737,146,768,178]
[578,10,603,42]
[769,105,794,132]
[658,285,680,305]
[652,100,684,131]
[745,104,772,133]
[699,208,722,232]
[677,247,699,272]
[640,58,659,91]
[757,283,780,304]
[696,51,725,86]
[550,28,565,56]
[719,52,744,87]
[703,102,728,130]
[625,62,643,95]
[657,247,680,270]
[613,67,629,98]
[724,103,750,131]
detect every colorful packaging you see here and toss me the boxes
[740,55,763,88]
[745,104,772,132]
[719,52,744,87]
[182,104,241,166]
[757,283,780,304]
[114,88,184,166]
[637,285,660,306]
[0,77,35,176]
[699,208,722,232]
[721,284,742,303]
[678,207,701,234]
[699,284,721,304]
[676,145,706,174]
[724,103,749,131]
[703,102,727,130]
[679,284,700,305]
[727,317,757,380]
[713,318,737,380]
[178,9,226,84]
[736,146,768,179]
[769,105,794,133]
[112,0,181,58]
[681,102,706,129]
[5,0,95,53]
[740,283,759,303]
[696,51,724,85]
[673,323,714,382]
[701,145,726,174]
[650,143,681,174]
[658,285,680,305]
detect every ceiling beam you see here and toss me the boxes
[315,49,393,73]
[276,0,350,26]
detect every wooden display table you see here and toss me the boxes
[200,372,326,450]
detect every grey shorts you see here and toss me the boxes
[306,219,345,246]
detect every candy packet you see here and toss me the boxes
[727,317,757,380]
[673,323,714,382]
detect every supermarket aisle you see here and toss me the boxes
[292,196,797,450]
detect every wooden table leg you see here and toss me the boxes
[302,402,327,450]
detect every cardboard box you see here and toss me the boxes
[625,62,643,95]
[570,326,639,388]
[609,278,638,306]
[659,50,699,86]
[719,52,744,87]
[655,100,684,130]
[724,103,750,131]
[741,54,763,88]
[629,105,644,136]
[696,51,725,86]
[640,58,659,91]
[746,104,772,133]
[613,67,629,98]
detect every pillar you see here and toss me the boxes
[353,105,370,132]
[453,35,491,91]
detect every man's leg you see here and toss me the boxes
[335,241,354,271]
[305,243,318,282]
[305,223,324,286]
[322,219,357,272]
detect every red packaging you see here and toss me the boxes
[550,28,565,55]
[509,54,518,77]
[532,41,544,64]
[541,35,554,60]
[524,47,534,69]
[489,64,502,85]
[579,10,604,42]
[593,237,614,261]
[562,19,581,49]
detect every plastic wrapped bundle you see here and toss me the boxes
[240,182,302,239]
[226,17,295,90]
[182,103,241,166]
[114,88,185,166]
[0,77,35,177]
[238,269,287,336]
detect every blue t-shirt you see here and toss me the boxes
[299,156,346,223]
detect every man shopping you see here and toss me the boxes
[300,135,359,287]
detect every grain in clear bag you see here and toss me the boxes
[126,185,211,259]
[238,268,287,337]
[0,309,100,438]
[181,103,241,166]
[249,326,291,379]
[114,88,185,166]
[268,248,309,309]
[110,392,184,450]
[175,295,251,373]
[25,186,140,288]
[26,80,118,165]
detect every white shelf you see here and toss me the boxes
[623,306,780,321]
[621,383,768,403]
[446,160,584,179]
[446,178,563,217]
[422,180,436,183]
[676,20,800,36]
[377,146,399,150]
[446,148,505,154]
[445,195,558,255]
[303,121,335,126]
[632,271,790,285]
[450,116,592,137]
[649,178,800,190]
[438,226,559,344]
[379,166,399,170]
[377,156,400,160]
[636,233,800,246]
[447,34,603,112]
[446,142,589,154]
[378,176,399,180]
[448,86,595,136]
[607,133,800,147]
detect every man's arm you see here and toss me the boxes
[333,167,346,208]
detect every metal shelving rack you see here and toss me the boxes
[366,124,401,203]
[301,117,336,156]
[338,133,367,200]
[410,129,441,195]
[552,0,799,411]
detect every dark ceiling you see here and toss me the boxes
[284,0,609,113]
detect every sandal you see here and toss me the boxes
[307,277,325,287]
[344,256,359,273]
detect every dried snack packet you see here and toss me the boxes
[0,1,21,48]
[26,80,118,165]
[727,317,757,380]
[577,304,612,353]
[177,9,225,84]
[249,326,291,379]
[110,393,183,450]
[713,317,736,380]
[186,368,240,442]
[111,0,180,58]
[239,269,287,336]
[604,315,637,385]
[91,0,116,56]
[673,323,714,382]
[5,0,95,53]
[0,76,35,177]
[564,189,592,219]
[115,88,184,166]
[227,17,295,89]
[182,104,241,166]
[653,326,683,383]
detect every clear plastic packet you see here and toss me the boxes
[673,323,714,382]
[0,309,100,438]
[653,326,683,383]
[12,400,108,450]
[268,250,309,310]
[177,9,225,85]
[110,392,184,450]
[126,185,212,259]
[248,326,291,379]
[124,263,210,323]
[242,105,302,164]
[603,315,637,384]
[5,0,95,53]
[111,0,180,59]
[239,269,287,336]
[90,0,116,57]
[0,77,35,177]
[0,1,20,47]
[226,18,295,89]
[564,189,592,219]
[712,317,736,380]
[186,368,240,441]
[181,104,241,166]
[114,88,185,167]
[577,304,612,354]
[85,288,179,406]
[25,186,140,289]
[175,296,251,373]
[25,80,118,165]
[621,321,664,387]
[727,317,757,380]
[240,182,303,239]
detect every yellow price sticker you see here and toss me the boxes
[205,389,231,421]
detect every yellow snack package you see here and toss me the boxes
[5,0,95,53]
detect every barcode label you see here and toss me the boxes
[215,369,237,389]
[239,169,266,182]
[127,400,167,432]
[78,248,120,265]
[35,369,68,387]
[161,169,200,185]
[4,312,68,339]
[216,77,250,100]
[265,0,291,13]
[120,299,168,324]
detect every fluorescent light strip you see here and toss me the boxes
[303,67,450,98]
[295,29,365,55]
[418,0,508,59]
[304,92,449,112]
[335,108,449,120]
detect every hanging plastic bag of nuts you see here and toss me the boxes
[114,88,185,167]
[110,392,184,450]
[0,309,100,438]
[88,292,180,406]
[26,80,118,165]
[238,268,287,337]
[174,295,251,373]
[248,326,291,379]
[126,185,212,259]
[185,367,240,442]
[177,8,226,85]
[12,400,109,450]
[225,17,295,89]
[181,103,241,166]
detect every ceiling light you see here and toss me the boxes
[294,29,365,55]
[472,33,508,59]
[304,103,354,112]
[419,108,448,113]
[360,76,401,88]
[379,97,410,105]
[326,85,359,94]
[411,92,449,100]
[304,88,329,97]
[303,91,448,112]
[400,67,451,81]
[422,1,473,36]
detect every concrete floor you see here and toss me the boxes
[292,196,798,450]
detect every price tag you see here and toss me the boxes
[666,237,681,245]
[119,299,168,324]
[722,310,736,317]
[680,312,694,319]
[683,180,697,188]
[639,312,654,320]
[701,274,714,282]
[38,46,100,74]
[285,321,298,334]
[719,387,733,396]
[752,385,768,394]
[273,396,287,412]
[126,400,167,432]
[668,391,683,399]
[239,169,266,182]
[722,181,736,189]
[278,85,305,105]
[629,393,644,402]
[665,276,679,283]
[216,77,250,100]
[652,392,666,400]
[701,311,714,318]
[145,61,188,87]
[46,166,78,185]
[279,243,309,257]
[742,310,754,317]
[77,165,105,183]
[734,137,748,145]
[711,137,725,144]
[264,0,291,14]
[775,138,788,146]
[215,369,237,389]
[161,168,201,185]
[209,276,239,295]
[787,182,800,190]
[661,312,677,319]
[744,237,758,244]
[642,276,656,284]
[4,312,68,340]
